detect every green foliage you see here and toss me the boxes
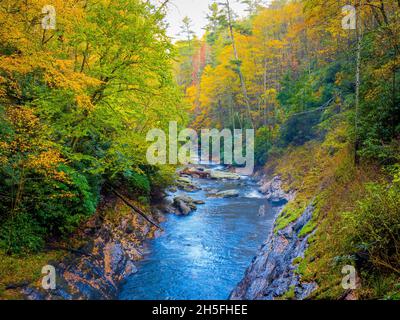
[277,66,337,147]
[355,29,400,164]
[0,162,97,253]
[0,0,185,253]
[281,285,296,300]
[123,170,151,198]
[299,220,317,238]
[0,213,44,254]
[342,167,400,275]
[254,127,272,166]
[278,111,322,147]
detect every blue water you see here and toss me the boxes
[118,174,276,300]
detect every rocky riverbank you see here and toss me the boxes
[22,165,318,300]
[21,165,245,300]
[230,173,317,300]
[23,195,163,300]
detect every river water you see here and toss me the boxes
[118,167,277,300]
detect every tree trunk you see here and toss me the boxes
[354,1,363,165]
[225,0,254,128]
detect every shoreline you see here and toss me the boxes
[20,166,314,300]
[230,172,317,300]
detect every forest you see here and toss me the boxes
[175,0,400,299]
[0,0,399,300]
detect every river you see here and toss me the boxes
[118,166,277,300]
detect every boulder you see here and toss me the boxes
[209,170,241,180]
[174,199,192,215]
[179,167,210,178]
[258,176,294,205]
[176,176,201,192]
[172,195,202,215]
[213,189,240,198]
[177,177,192,184]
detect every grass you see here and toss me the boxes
[0,250,65,299]
[268,122,350,233]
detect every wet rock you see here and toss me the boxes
[230,204,317,300]
[179,167,210,179]
[230,174,315,300]
[22,196,156,300]
[214,189,240,198]
[176,176,200,192]
[175,200,191,215]
[204,188,218,193]
[177,177,192,184]
[258,176,294,205]
[209,170,241,180]
[172,195,199,215]
[124,261,138,277]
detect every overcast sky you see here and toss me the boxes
[162,0,248,41]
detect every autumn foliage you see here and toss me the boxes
[0,0,185,253]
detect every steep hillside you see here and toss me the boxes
[232,120,400,299]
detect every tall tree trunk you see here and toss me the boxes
[354,0,363,165]
[225,0,254,129]
[392,66,397,137]
[263,58,268,127]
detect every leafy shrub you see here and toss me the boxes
[277,65,337,147]
[0,164,97,253]
[123,169,151,198]
[343,166,400,274]
[0,213,44,254]
[278,111,322,147]
[254,127,272,166]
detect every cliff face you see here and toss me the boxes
[230,175,317,300]
[23,196,161,300]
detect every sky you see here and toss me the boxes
[162,0,248,41]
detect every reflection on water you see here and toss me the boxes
[118,175,276,300]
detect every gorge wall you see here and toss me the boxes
[230,175,317,300]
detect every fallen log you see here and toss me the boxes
[105,183,163,231]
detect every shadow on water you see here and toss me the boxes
[118,170,277,300]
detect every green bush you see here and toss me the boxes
[0,165,97,254]
[254,127,272,166]
[123,170,151,198]
[0,213,45,254]
[343,166,400,274]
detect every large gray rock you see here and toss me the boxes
[172,195,201,215]
[174,199,192,215]
[177,177,192,184]
[176,176,200,192]
[259,176,294,205]
[209,170,241,180]
[230,204,317,300]
[214,189,240,198]
[22,201,155,300]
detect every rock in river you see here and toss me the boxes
[176,176,200,192]
[209,170,241,180]
[258,176,294,205]
[172,195,203,215]
[209,189,240,198]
